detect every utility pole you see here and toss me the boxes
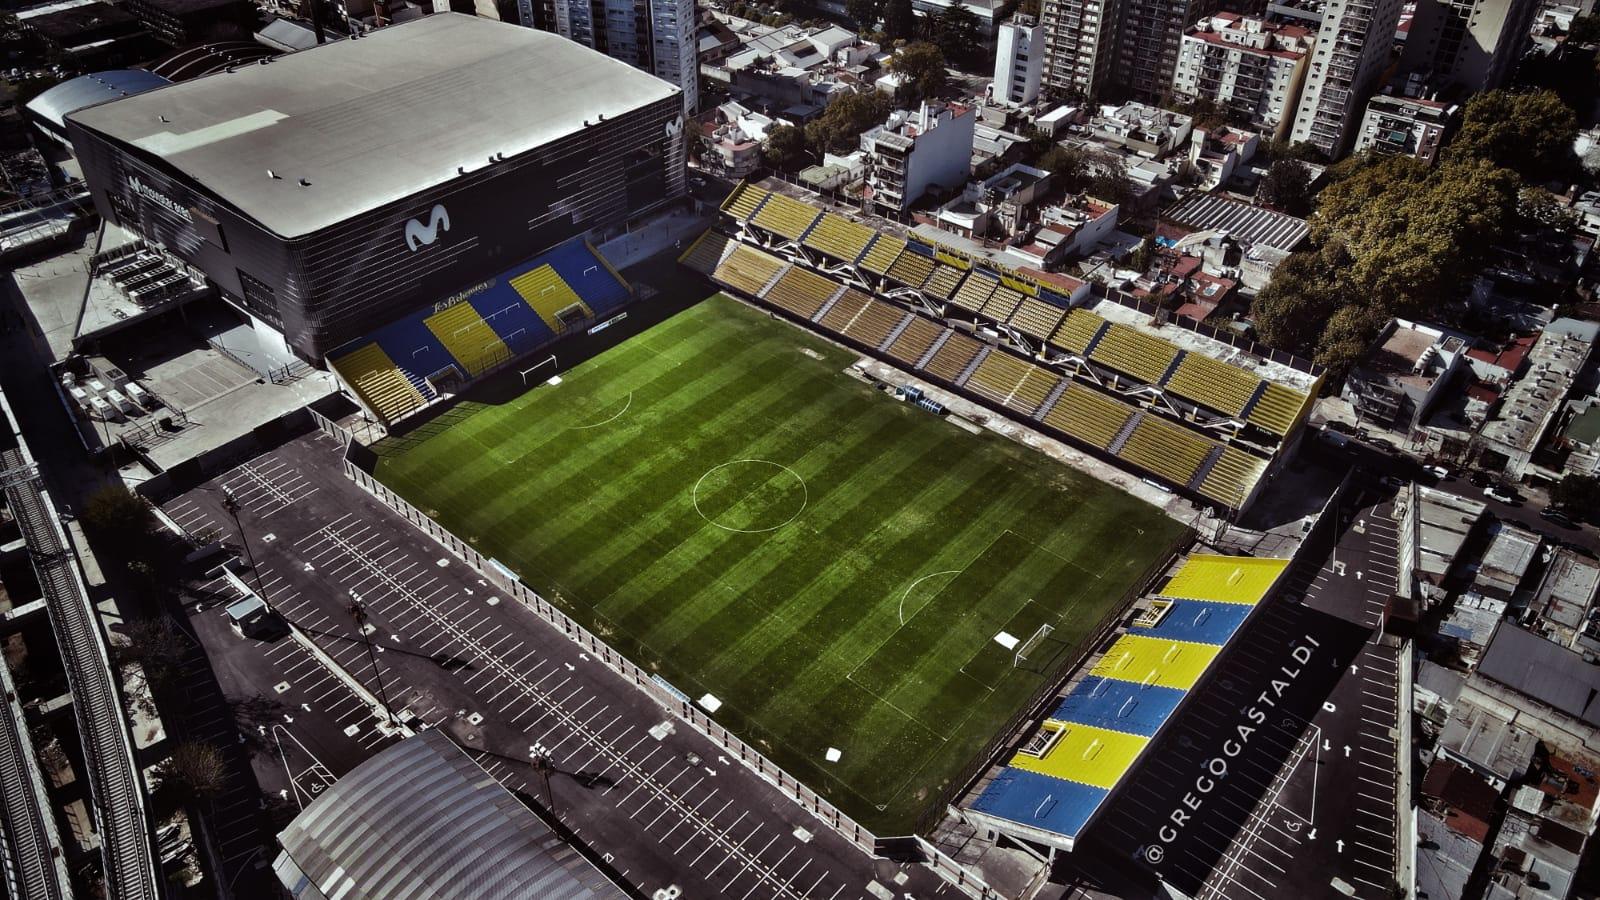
[530,750,556,813]
[221,487,268,600]
[348,591,401,730]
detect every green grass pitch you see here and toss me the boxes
[373,293,1187,833]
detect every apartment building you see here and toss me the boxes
[993,15,1046,105]
[1038,0,1120,99]
[1170,13,1312,140]
[1402,0,1540,91]
[519,0,698,112]
[1285,0,1406,157]
[1352,93,1457,162]
[1113,0,1217,101]
[861,102,976,215]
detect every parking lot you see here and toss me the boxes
[161,429,952,900]
[1062,484,1403,900]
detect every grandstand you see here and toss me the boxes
[702,181,1326,512]
[684,239,1296,511]
[964,552,1290,851]
[327,238,631,426]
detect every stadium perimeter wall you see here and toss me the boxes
[324,408,1009,899]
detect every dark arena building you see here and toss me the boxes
[65,13,686,373]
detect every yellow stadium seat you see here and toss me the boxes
[1116,415,1217,488]
[859,235,907,276]
[424,302,510,377]
[751,192,822,241]
[1090,323,1181,385]
[1159,554,1289,605]
[764,266,841,320]
[1165,352,1264,417]
[679,230,734,275]
[1197,447,1268,509]
[1048,309,1106,355]
[508,264,595,334]
[885,317,945,367]
[802,213,875,262]
[923,331,983,383]
[1248,382,1313,437]
[721,182,770,220]
[329,343,427,426]
[1042,384,1135,451]
[709,244,788,297]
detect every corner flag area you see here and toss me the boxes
[965,553,1288,850]
[370,294,1186,833]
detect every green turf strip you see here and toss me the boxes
[374,294,1186,833]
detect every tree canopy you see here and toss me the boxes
[1252,156,1520,375]
[888,42,947,105]
[883,0,916,40]
[762,123,809,172]
[1446,89,1578,182]
[1257,158,1313,215]
[927,2,980,65]
[803,90,893,155]
[846,0,882,28]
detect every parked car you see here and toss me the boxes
[1469,471,1494,487]
[1484,484,1518,504]
[1539,506,1575,528]
[1325,421,1355,435]
[1424,465,1450,481]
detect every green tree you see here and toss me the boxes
[1258,158,1313,215]
[888,42,947,104]
[762,123,810,172]
[846,0,882,28]
[151,741,227,822]
[1446,89,1578,182]
[1038,144,1088,189]
[1566,13,1600,45]
[1087,155,1130,205]
[803,91,892,154]
[1127,236,1154,272]
[1518,185,1579,233]
[82,484,154,542]
[883,0,916,40]
[1551,474,1600,515]
[930,2,980,65]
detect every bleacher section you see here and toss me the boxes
[711,244,788,296]
[764,265,840,321]
[1248,382,1313,437]
[1165,352,1260,418]
[886,250,936,288]
[1043,384,1135,451]
[884,317,944,367]
[818,288,871,334]
[965,351,1057,417]
[721,182,771,221]
[327,344,428,425]
[1049,309,1106,355]
[1116,415,1215,490]
[924,264,965,301]
[679,230,734,276]
[1007,297,1066,342]
[844,299,910,349]
[751,192,822,242]
[967,553,1288,851]
[859,234,906,276]
[950,271,998,314]
[1197,447,1268,509]
[1157,554,1290,605]
[980,286,1025,323]
[1090,323,1180,386]
[327,238,632,426]
[923,330,984,383]
[425,302,510,377]
[802,212,876,263]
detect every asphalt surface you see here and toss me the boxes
[1055,482,1404,900]
[160,428,956,900]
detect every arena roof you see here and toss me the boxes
[26,70,171,130]
[273,730,628,900]
[67,13,680,239]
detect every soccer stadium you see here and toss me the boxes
[371,291,1190,834]
[66,14,686,365]
[963,553,1290,852]
[688,182,1325,513]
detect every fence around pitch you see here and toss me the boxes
[337,448,908,858]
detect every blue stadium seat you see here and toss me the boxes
[1128,599,1252,646]
[1047,676,1186,738]
[371,316,458,396]
[971,768,1108,838]
[469,284,558,356]
[538,239,631,314]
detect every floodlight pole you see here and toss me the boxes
[348,591,401,730]
[222,487,269,601]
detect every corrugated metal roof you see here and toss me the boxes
[274,730,628,900]
[25,69,171,130]
[1476,624,1600,727]
[1163,192,1310,253]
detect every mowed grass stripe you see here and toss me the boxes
[374,294,1186,832]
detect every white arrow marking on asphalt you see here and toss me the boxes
[1336,839,1345,854]
[1324,739,1332,752]
[301,703,311,712]
[1308,828,1317,841]
[1344,745,1351,757]
[1350,664,1359,674]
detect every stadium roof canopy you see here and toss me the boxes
[26,70,171,131]
[67,13,680,239]
[273,729,628,900]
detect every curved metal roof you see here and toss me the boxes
[273,730,628,900]
[25,69,171,130]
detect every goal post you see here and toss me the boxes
[520,355,558,387]
[1015,622,1053,667]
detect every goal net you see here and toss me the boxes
[1015,623,1053,667]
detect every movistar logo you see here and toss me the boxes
[128,175,192,223]
[404,204,451,252]
[666,115,684,138]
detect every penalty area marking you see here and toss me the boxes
[691,459,808,534]
[897,569,962,625]
[570,392,633,430]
